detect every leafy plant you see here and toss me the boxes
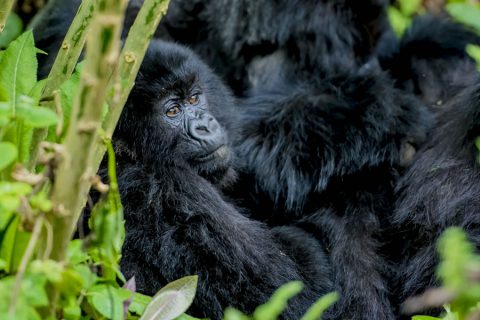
[408,228,480,320]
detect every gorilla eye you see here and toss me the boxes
[187,94,200,105]
[166,106,181,117]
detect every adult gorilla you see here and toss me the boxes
[126,0,391,93]
[379,17,480,314]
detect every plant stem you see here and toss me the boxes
[0,0,15,33]
[8,215,44,316]
[29,0,96,169]
[96,0,170,165]
[48,0,127,263]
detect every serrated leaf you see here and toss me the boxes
[140,276,198,320]
[0,142,17,170]
[300,292,339,320]
[0,31,37,103]
[0,13,24,49]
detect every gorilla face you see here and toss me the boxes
[115,40,234,182]
[157,86,232,178]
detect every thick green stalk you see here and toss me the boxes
[82,0,170,220]
[0,0,15,33]
[48,0,127,262]
[29,0,95,168]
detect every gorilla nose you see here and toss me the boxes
[189,115,222,143]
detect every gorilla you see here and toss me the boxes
[32,1,334,318]
[224,49,432,320]
[108,39,334,319]
[378,17,480,313]
[124,0,392,94]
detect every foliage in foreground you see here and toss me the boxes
[408,228,480,320]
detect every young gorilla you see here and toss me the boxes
[109,40,334,319]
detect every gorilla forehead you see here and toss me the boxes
[136,41,201,95]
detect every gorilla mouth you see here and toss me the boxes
[195,145,229,163]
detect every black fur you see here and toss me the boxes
[143,0,391,93]
[378,16,480,314]
[392,82,480,311]
[223,49,433,319]
[379,16,480,109]
[113,40,333,319]
[32,3,334,316]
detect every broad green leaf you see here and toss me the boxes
[0,13,24,49]
[140,276,198,320]
[253,281,303,320]
[87,284,126,320]
[412,316,443,320]
[0,31,37,103]
[0,142,17,170]
[16,102,58,128]
[22,274,49,307]
[300,292,339,320]
[446,3,480,34]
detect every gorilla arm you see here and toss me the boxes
[116,162,332,319]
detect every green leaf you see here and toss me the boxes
[29,260,64,283]
[412,316,443,320]
[16,99,58,128]
[87,284,126,320]
[446,3,480,34]
[398,0,422,16]
[140,276,198,320]
[67,239,90,265]
[223,308,250,320]
[29,79,47,102]
[253,281,304,320]
[0,142,17,170]
[467,45,480,71]
[388,7,411,38]
[300,292,339,320]
[0,30,37,103]
[0,13,24,49]
[129,292,152,316]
